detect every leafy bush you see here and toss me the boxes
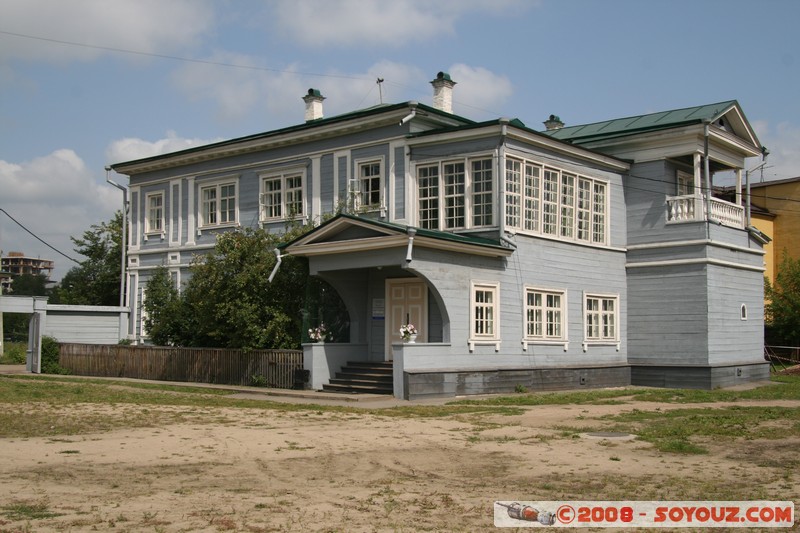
[40,336,69,375]
[0,342,27,364]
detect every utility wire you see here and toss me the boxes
[0,29,370,82]
[0,208,81,264]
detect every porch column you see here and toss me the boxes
[693,152,702,195]
[735,168,743,206]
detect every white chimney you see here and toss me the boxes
[303,88,325,122]
[430,71,456,114]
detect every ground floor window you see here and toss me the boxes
[525,287,566,340]
[584,293,618,342]
[470,281,499,342]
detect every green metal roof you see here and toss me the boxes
[543,100,739,143]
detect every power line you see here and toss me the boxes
[0,29,370,82]
[0,208,81,264]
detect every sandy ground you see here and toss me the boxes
[0,390,798,532]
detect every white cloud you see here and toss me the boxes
[271,0,531,47]
[0,150,120,279]
[447,64,514,118]
[0,0,214,63]
[106,132,225,165]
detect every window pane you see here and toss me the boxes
[542,169,558,235]
[286,175,303,217]
[505,159,521,229]
[472,159,493,227]
[524,164,541,232]
[593,182,606,244]
[202,188,217,225]
[444,162,465,229]
[560,173,575,238]
[418,165,440,229]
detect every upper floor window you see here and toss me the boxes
[145,192,164,234]
[506,157,608,246]
[355,159,383,211]
[416,157,493,231]
[200,181,237,228]
[677,170,695,196]
[584,293,618,342]
[260,170,305,221]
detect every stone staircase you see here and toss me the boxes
[322,361,393,395]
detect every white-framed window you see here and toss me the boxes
[416,156,494,231]
[470,281,499,342]
[199,180,237,228]
[677,170,695,196]
[355,159,383,211]
[418,164,440,229]
[145,192,164,234]
[525,287,566,341]
[260,169,305,221]
[505,157,608,246]
[584,293,619,342]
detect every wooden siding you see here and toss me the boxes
[631,363,769,389]
[59,344,303,388]
[404,365,630,400]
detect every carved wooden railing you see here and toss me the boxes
[666,194,744,229]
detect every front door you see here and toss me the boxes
[385,278,427,360]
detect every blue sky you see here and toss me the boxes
[1,0,799,280]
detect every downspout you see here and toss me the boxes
[497,118,510,243]
[703,120,712,239]
[405,227,416,264]
[268,248,283,282]
[399,101,418,126]
[105,166,128,309]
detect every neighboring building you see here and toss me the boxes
[1,251,55,293]
[745,176,800,285]
[110,73,769,399]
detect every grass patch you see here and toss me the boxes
[1,501,63,521]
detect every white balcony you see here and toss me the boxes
[666,194,744,229]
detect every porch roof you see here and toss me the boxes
[280,214,513,258]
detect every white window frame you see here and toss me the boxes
[198,179,238,230]
[469,280,500,351]
[523,286,568,349]
[354,157,384,212]
[144,192,165,236]
[505,157,609,246]
[259,168,306,222]
[415,155,495,231]
[583,292,620,349]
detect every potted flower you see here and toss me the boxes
[308,324,327,343]
[399,323,418,343]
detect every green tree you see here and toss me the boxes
[56,211,123,306]
[8,273,50,296]
[142,266,184,346]
[765,250,800,346]
[141,221,349,350]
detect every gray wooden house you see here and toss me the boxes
[111,73,769,399]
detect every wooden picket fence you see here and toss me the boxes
[58,343,304,389]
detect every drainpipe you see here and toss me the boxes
[105,166,128,309]
[703,120,712,238]
[497,118,509,243]
[405,227,416,263]
[268,248,283,282]
[399,102,418,126]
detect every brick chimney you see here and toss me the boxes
[543,114,564,130]
[430,71,456,114]
[303,88,325,122]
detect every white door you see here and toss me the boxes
[385,278,427,360]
